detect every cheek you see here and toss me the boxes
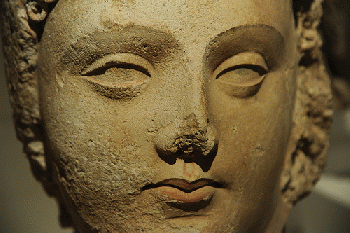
[41,75,159,197]
[207,71,293,187]
[205,73,293,230]
[41,76,170,230]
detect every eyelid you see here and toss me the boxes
[212,52,268,79]
[81,53,155,76]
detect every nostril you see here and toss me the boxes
[154,119,215,157]
[155,139,218,172]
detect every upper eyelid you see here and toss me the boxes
[212,52,268,78]
[81,53,155,76]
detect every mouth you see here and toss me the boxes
[142,178,224,193]
[141,179,224,211]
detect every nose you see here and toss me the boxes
[154,75,217,172]
[154,113,217,172]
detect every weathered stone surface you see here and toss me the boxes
[0,0,333,232]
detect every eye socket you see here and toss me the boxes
[213,52,268,98]
[81,53,153,100]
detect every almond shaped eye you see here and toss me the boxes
[216,64,267,86]
[83,62,151,78]
[213,52,268,98]
[81,53,153,84]
[81,53,154,100]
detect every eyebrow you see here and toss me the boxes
[204,24,285,71]
[60,26,179,74]
[60,24,285,74]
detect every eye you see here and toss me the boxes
[81,53,153,100]
[213,52,268,98]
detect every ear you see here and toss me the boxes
[280,0,333,207]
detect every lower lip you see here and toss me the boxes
[155,186,215,203]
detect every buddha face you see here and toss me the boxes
[38,0,297,232]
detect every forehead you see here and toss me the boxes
[49,0,293,37]
[43,0,294,65]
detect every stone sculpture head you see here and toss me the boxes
[0,0,333,232]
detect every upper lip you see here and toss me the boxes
[141,178,224,193]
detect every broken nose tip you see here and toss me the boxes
[154,121,216,158]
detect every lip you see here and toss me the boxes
[141,178,224,203]
[157,185,215,203]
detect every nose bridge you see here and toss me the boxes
[178,55,208,129]
[188,72,208,128]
